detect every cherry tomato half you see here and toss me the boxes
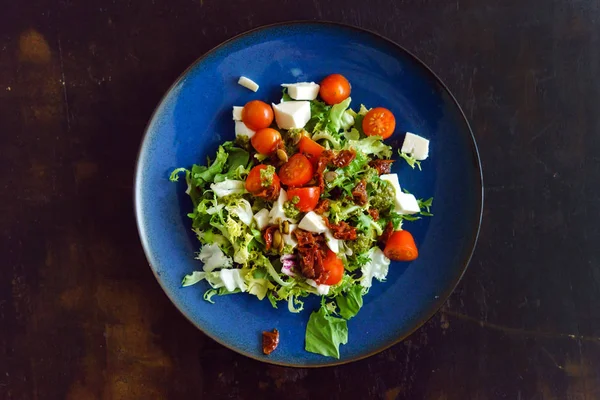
[245,164,280,195]
[362,107,396,139]
[383,230,418,261]
[251,128,282,155]
[242,100,274,131]
[278,153,314,187]
[323,250,344,285]
[287,187,320,212]
[298,136,324,162]
[319,74,351,105]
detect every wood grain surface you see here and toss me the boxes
[1,0,600,399]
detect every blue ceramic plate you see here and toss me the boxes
[135,22,483,367]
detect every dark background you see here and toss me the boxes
[2,0,600,399]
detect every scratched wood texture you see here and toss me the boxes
[1,0,600,399]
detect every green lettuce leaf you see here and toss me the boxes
[398,150,422,170]
[194,146,228,185]
[335,285,364,320]
[327,97,352,134]
[305,299,349,358]
[348,136,392,159]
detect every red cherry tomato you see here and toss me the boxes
[323,250,344,285]
[245,164,280,195]
[287,187,320,212]
[278,153,314,187]
[319,74,351,105]
[383,230,418,261]
[362,107,396,139]
[251,128,282,155]
[298,136,324,163]
[242,100,274,131]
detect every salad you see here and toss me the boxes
[170,73,432,358]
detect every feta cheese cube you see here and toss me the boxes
[396,192,420,214]
[232,106,243,121]
[268,189,297,225]
[380,173,419,214]
[325,230,341,254]
[282,224,298,249]
[380,174,402,195]
[298,211,328,233]
[235,121,256,139]
[281,82,320,100]
[253,208,270,230]
[401,132,430,160]
[237,76,259,92]
[272,101,311,129]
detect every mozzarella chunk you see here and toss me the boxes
[268,189,297,225]
[253,208,270,230]
[281,82,320,100]
[235,121,256,139]
[379,173,418,214]
[272,101,311,129]
[298,211,328,233]
[401,132,430,160]
[396,192,420,214]
[232,106,243,120]
[306,279,331,295]
[282,224,298,249]
[210,179,245,198]
[237,76,259,92]
[325,230,341,254]
[380,174,402,195]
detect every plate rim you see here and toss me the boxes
[133,20,484,368]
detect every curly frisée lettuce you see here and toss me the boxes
[171,80,433,359]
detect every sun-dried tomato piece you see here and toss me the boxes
[262,329,280,355]
[369,159,395,175]
[263,226,278,251]
[327,220,358,240]
[368,209,380,221]
[293,229,329,282]
[352,179,368,206]
[379,221,394,246]
[314,199,330,215]
[332,149,356,168]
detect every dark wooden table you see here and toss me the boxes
[2,0,600,399]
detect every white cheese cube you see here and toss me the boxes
[272,101,311,129]
[235,121,256,139]
[298,211,328,233]
[232,106,243,121]
[401,132,429,160]
[281,82,320,100]
[253,208,270,230]
[306,279,330,295]
[282,224,298,249]
[380,174,402,195]
[237,76,259,92]
[268,189,297,225]
[396,192,420,214]
[380,173,419,214]
[325,230,341,254]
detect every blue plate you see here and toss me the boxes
[134,22,483,367]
